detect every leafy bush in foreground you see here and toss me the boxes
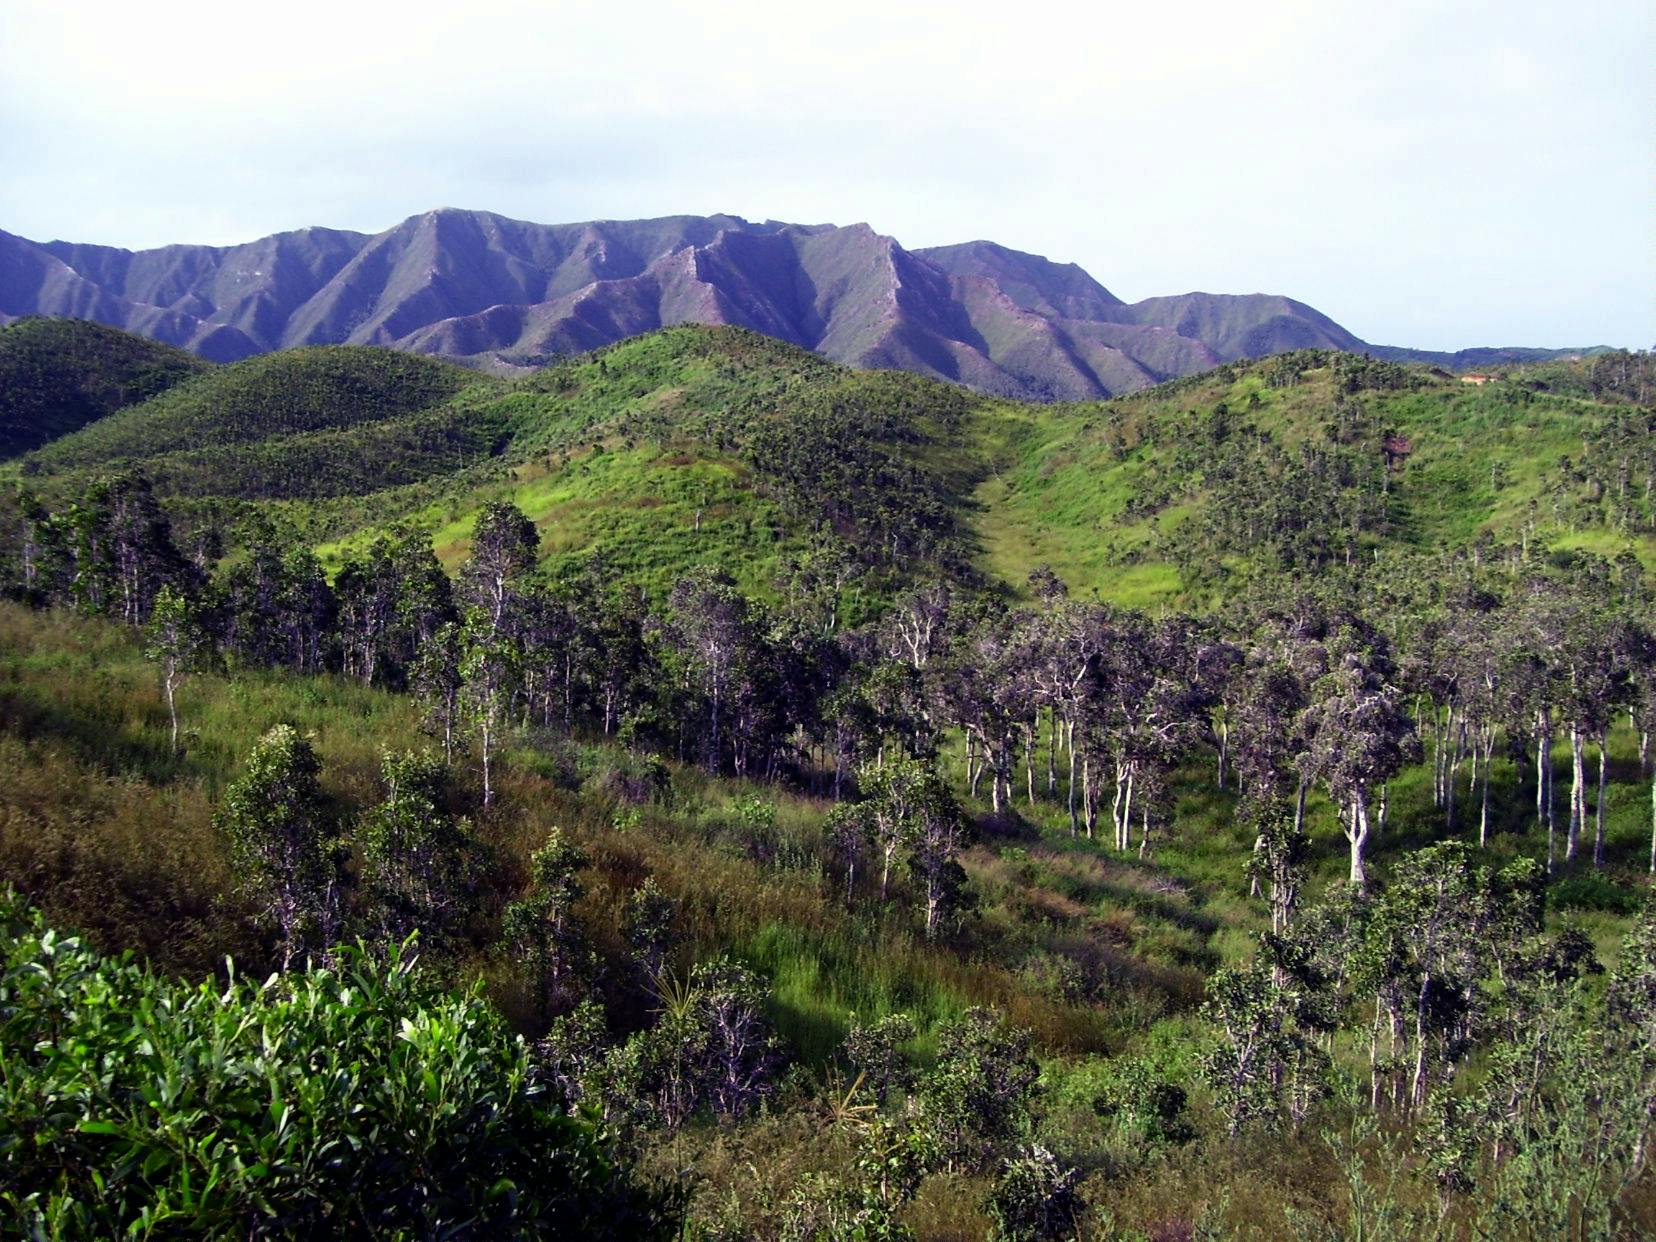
[0,892,672,1239]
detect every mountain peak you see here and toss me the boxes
[0,211,1581,399]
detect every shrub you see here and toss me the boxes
[0,891,672,1238]
[984,1144,1082,1241]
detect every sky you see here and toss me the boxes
[1,0,1649,350]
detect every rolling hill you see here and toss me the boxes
[0,211,1603,401]
[7,323,1651,612]
[0,317,208,458]
[2,318,1653,1242]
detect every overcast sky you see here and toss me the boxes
[1,0,1649,350]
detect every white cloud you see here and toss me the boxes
[0,0,1650,347]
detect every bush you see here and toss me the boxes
[1549,872,1643,915]
[984,1145,1082,1241]
[0,891,673,1238]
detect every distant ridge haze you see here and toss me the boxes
[0,209,1600,400]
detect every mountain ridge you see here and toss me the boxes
[0,210,1603,400]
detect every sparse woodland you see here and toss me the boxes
[1,322,1653,1239]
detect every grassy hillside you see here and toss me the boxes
[8,328,1653,616]
[26,345,483,471]
[971,351,1656,607]
[3,589,1651,1237]
[2,326,1654,1238]
[0,317,208,459]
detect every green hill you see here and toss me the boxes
[970,349,1656,607]
[0,317,208,460]
[26,345,482,472]
[8,326,1653,608]
[2,323,1654,1240]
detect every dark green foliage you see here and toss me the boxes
[500,828,593,1015]
[621,876,682,982]
[0,317,207,459]
[84,402,517,500]
[921,1008,1041,1171]
[28,345,476,472]
[0,892,672,1238]
[336,526,455,688]
[1089,1057,1193,1145]
[587,956,782,1133]
[983,1145,1082,1242]
[357,750,481,949]
[844,1013,917,1104]
[740,372,975,571]
[217,724,340,970]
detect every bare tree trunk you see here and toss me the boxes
[164,666,180,754]
[1412,971,1433,1109]
[1567,726,1585,863]
[1082,753,1096,839]
[1067,729,1079,837]
[1047,709,1058,796]
[1539,717,1556,873]
[1445,705,1460,834]
[1024,721,1036,808]
[1479,728,1494,847]
[1120,767,1136,852]
[1593,731,1608,868]
[1110,763,1125,847]
[1346,790,1371,890]
[1536,715,1548,825]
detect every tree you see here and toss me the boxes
[984,1145,1082,1242]
[334,538,400,686]
[1245,797,1309,935]
[920,1008,1040,1171]
[217,725,340,969]
[500,828,593,1016]
[621,877,681,983]
[903,774,974,940]
[460,500,538,629]
[663,569,761,774]
[824,801,872,907]
[1629,624,1656,873]
[934,611,1036,814]
[1299,625,1419,890]
[1203,928,1339,1136]
[844,1013,916,1105]
[357,750,480,949]
[858,756,950,906]
[333,526,452,689]
[459,608,521,807]
[276,546,335,674]
[143,583,206,754]
[413,620,465,764]
[101,472,189,626]
[688,956,781,1119]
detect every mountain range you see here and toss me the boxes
[0,210,1596,401]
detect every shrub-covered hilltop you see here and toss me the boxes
[1,322,1654,1239]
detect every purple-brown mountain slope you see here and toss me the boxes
[0,209,1574,399]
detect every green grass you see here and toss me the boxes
[10,328,1653,611]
